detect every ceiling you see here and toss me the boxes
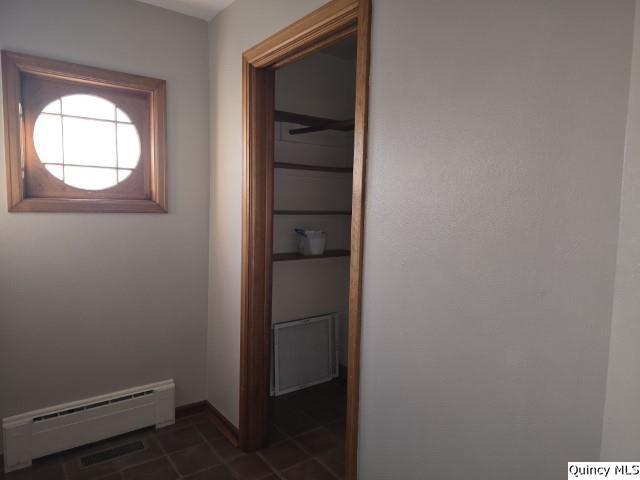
[135,0,235,20]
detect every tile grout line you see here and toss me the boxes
[115,417,226,478]
[154,427,184,479]
[9,382,345,480]
[259,412,301,480]
[275,386,343,479]
[275,410,342,480]
[195,414,251,478]
[255,451,287,480]
[157,416,219,478]
[183,415,231,479]
[111,431,165,476]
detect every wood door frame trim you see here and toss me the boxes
[1,50,167,213]
[240,1,371,479]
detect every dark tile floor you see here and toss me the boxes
[1,380,346,480]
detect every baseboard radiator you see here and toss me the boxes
[2,379,175,473]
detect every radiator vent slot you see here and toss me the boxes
[3,380,174,473]
[80,440,145,467]
[32,390,154,423]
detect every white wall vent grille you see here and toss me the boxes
[272,314,338,396]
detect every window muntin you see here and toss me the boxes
[33,94,141,191]
[2,50,167,213]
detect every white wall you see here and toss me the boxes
[275,52,356,120]
[272,53,355,366]
[208,0,634,477]
[206,0,328,426]
[2,0,631,475]
[601,0,640,461]
[0,0,210,449]
[359,0,633,478]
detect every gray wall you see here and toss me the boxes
[358,1,633,478]
[0,0,210,448]
[601,0,640,461]
[2,0,637,476]
[208,0,634,478]
[275,52,356,119]
[206,0,327,426]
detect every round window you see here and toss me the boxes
[33,94,141,190]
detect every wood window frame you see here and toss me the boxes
[240,1,371,479]
[1,50,167,213]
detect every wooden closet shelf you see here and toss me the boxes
[274,162,353,173]
[273,210,352,215]
[274,110,354,135]
[273,250,351,262]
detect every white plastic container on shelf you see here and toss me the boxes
[295,229,327,256]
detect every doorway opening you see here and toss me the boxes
[240,2,371,479]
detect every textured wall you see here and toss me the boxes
[0,0,210,450]
[358,1,633,478]
[206,0,327,425]
[207,1,634,477]
[2,0,634,476]
[601,0,640,461]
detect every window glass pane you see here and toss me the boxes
[42,99,61,114]
[44,164,64,181]
[63,117,116,167]
[64,166,117,190]
[61,94,115,120]
[118,169,133,182]
[116,108,132,123]
[117,124,141,169]
[33,113,63,164]
[33,94,143,191]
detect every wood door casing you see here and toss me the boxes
[240,1,371,478]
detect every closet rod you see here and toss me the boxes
[274,110,354,135]
[289,119,354,135]
[274,162,353,173]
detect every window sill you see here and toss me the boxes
[8,198,167,213]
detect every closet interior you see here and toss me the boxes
[268,36,357,476]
